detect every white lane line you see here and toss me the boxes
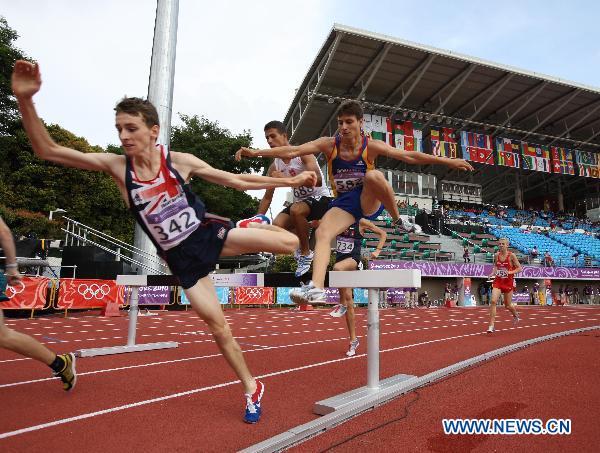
[1,317,595,389]
[4,320,590,440]
[0,357,30,364]
[0,379,241,440]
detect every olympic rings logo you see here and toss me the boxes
[243,287,265,298]
[6,280,25,299]
[77,283,111,300]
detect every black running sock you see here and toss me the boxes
[49,355,65,373]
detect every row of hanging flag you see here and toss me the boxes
[362,114,600,179]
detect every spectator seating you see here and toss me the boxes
[549,232,600,265]
[488,227,580,267]
[362,217,454,261]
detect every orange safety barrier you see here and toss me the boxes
[234,287,274,305]
[1,276,52,313]
[56,278,125,313]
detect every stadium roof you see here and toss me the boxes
[283,24,600,205]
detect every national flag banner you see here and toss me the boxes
[393,120,423,152]
[365,115,393,145]
[495,137,521,168]
[577,164,591,178]
[521,142,551,172]
[576,163,600,178]
[431,127,458,158]
[550,146,575,175]
[365,115,392,145]
[460,131,494,164]
[574,150,599,166]
[550,146,573,162]
[574,150,600,178]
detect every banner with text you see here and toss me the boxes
[369,261,600,280]
[180,287,229,305]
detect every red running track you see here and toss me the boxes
[0,305,598,452]
[291,331,600,453]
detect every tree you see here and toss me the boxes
[1,123,133,242]
[170,114,265,220]
[0,16,26,135]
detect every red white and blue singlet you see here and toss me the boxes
[126,145,205,251]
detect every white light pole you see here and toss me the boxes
[49,208,67,220]
[132,0,179,275]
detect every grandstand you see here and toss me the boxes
[281,24,600,269]
[550,232,600,264]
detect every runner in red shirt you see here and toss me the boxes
[487,237,522,333]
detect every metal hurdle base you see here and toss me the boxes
[314,269,421,416]
[76,273,306,357]
[76,342,178,357]
[73,275,184,358]
[313,373,416,415]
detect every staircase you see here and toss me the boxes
[61,217,169,278]
[431,233,466,262]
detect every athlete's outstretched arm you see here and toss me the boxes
[368,140,474,172]
[257,163,276,215]
[235,137,332,161]
[300,154,324,187]
[178,152,317,190]
[12,61,119,173]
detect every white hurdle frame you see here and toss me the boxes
[76,273,265,357]
[75,268,422,399]
[314,269,421,415]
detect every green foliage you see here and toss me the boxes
[0,121,134,242]
[0,16,27,135]
[271,254,296,273]
[171,114,264,220]
[0,205,61,238]
[105,144,124,155]
[271,253,336,273]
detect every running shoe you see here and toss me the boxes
[54,353,77,391]
[290,281,326,305]
[346,338,360,357]
[513,315,520,326]
[244,380,265,424]
[392,218,415,234]
[329,304,347,318]
[236,214,271,228]
[486,325,495,334]
[295,251,314,277]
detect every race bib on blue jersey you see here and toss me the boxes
[336,237,355,253]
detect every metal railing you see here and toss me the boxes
[62,217,169,275]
